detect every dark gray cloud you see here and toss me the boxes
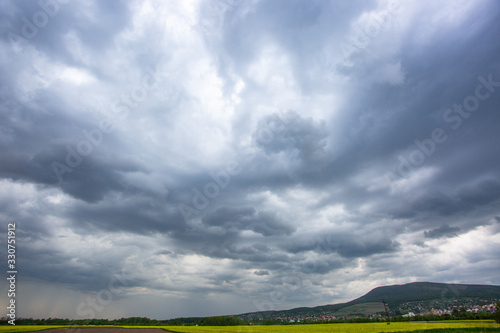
[203,206,295,236]
[254,111,329,173]
[284,233,400,259]
[424,225,461,239]
[1,0,500,320]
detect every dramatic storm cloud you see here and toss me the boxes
[1,0,500,320]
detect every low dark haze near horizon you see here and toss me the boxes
[0,0,499,320]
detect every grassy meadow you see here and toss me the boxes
[1,321,499,333]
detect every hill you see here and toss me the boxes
[349,282,500,308]
[236,282,500,321]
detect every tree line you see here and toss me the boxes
[0,316,247,326]
[1,303,498,326]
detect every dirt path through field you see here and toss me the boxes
[24,328,173,333]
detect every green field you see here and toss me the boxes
[1,321,499,333]
[0,326,69,333]
[0,326,119,333]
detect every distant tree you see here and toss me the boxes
[263,318,275,325]
[459,306,467,317]
[199,316,246,326]
[167,319,183,325]
[495,302,500,324]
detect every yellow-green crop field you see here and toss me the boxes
[157,321,499,333]
[0,321,499,333]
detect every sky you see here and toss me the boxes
[1,0,500,321]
